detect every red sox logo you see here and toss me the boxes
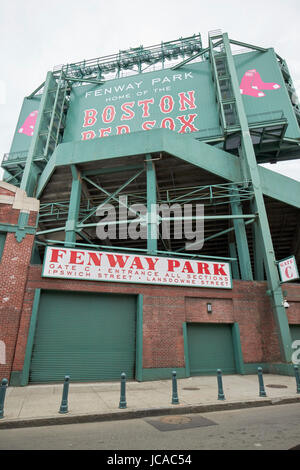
[240,69,281,97]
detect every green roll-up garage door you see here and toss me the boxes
[290,325,300,344]
[29,290,137,383]
[187,323,236,375]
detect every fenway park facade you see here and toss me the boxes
[0,30,300,385]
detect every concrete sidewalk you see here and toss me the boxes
[1,374,300,429]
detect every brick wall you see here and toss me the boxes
[285,284,300,325]
[0,184,36,381]
[0,201,19,225]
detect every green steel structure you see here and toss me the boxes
[2,31,300,367]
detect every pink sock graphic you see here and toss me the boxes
[251,70,281,90]
[240,70,265,97]
[18,110,38,136]
[240,69,281,97]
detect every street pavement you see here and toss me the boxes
[1,373,300,429]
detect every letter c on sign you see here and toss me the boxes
[285,266,293,279]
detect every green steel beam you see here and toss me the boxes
[21,289,41,386]
[171,40,223,71]
[258,166,300,209]
[160,131,242,181]
[81,178,137,220]
[74,230,92,244]
[136,295,143,382]
[229,240,240,280]
[82,164,144,177]
[78,214,256,231]
[232,323,245,374]
[26,81,45,99]
[229,39,268,53]
[5,169,24,184]
[182,322,191,377]
[209,38,227,131]
[79,168,145,225]
[171,47,209,70]
[203,218,255,244]
[62,74,105,86]
[36,238,237,262]
[146,154,157,255]
[65,165,82,247]
[282,137,300,144]
[230,185,253,280]
[36,151,57,198]
[223,33,292,363]
[251,200,265,281]
[36,226,65,236]
[0,223,35,235]
[25,164,40,198]
[44,70,63,158]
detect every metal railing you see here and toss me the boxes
[2,151,28,165]
[53,34,203,81]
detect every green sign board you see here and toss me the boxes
[63,60,220,142]
[9,96,42,155]
[62,49,300,144]
[235,49,300,139]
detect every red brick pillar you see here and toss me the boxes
[0,182,39,382]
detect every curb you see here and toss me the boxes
[0,396,300,429]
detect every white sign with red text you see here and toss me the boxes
[42,247,232,289]
[278,256,300,283]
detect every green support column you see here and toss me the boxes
[232,323,245,374]
[251,200,265,281]
[20,72,53,197]
[15,211,30,243]
[222,33,292,363]
[135,294,143,382]
[229,238,240,280]
[65,165,82,247]
[146,154,157,255]
[230,185,253,280]
[21,289,41,386]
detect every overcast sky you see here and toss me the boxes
[0,0,299,181]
